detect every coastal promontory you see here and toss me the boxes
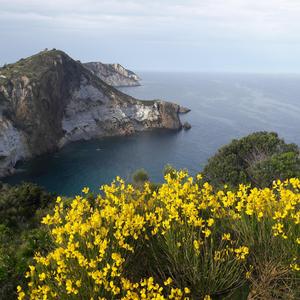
[83,61,140,87]
[0,49,186,176]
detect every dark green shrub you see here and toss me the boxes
[203,132,300,188]
[0,182,53,228]
[0,182,54,299]
[163,164,176,177]
[132,169,149,184]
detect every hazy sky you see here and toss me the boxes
[1,0,300,72]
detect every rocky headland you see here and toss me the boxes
[83,62,140,87]
[0,49,188,176]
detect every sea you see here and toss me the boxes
[3,72,300,195]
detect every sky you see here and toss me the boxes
[1,0,300,72]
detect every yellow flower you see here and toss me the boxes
[39,272,46,281]
[66,279,78,294]
[196,173,203,180]
[234,246,249,260]
[193,240,200,251]
[76,280,81,287]
[207,218,214,227]
[202,228,211,238]
[290,263,300,271]
[41,214,52,225]
[17,286,25,300]
[222,233,231,241]
[82,187,90,194]
[164,277,173,286]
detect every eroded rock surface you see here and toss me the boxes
[83,62,140,87]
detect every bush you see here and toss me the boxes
[203,132,300,188]
[132,168,149,185]
[163,164,176,176]
[0,183,54,299]
[0,182,53,228]
[18,172,299,299]
[0,226,51,300]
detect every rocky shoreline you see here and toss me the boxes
[0,49,189,177]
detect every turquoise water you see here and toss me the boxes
[3,72,300,195]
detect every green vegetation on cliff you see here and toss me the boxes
[0,50,69,81]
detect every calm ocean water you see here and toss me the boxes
[3,72,300,195]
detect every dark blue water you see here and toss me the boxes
[3,72,300,195]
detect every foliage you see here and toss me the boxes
[0,49,67,81]
[203,131,300,188]
[0,182,53,228]
[163,164,176,176]
[132,168,150,185]
[0,183,54,300]
[18,172,299,299]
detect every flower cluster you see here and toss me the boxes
[18,171,299,299]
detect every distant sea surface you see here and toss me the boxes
[3,72,300,195]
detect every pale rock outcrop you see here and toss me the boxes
[83,62,141,87]
[0,119,29,175]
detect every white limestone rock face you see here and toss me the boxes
[59,81,181,147]
[134,102,160,122]
[0,119,29,176]
[59,84,174,146]
[83,62,141,87]
[110,63,140,82]
[61,80,108,138]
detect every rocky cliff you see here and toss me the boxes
[83,62,140,87]
[0,50,185,176]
